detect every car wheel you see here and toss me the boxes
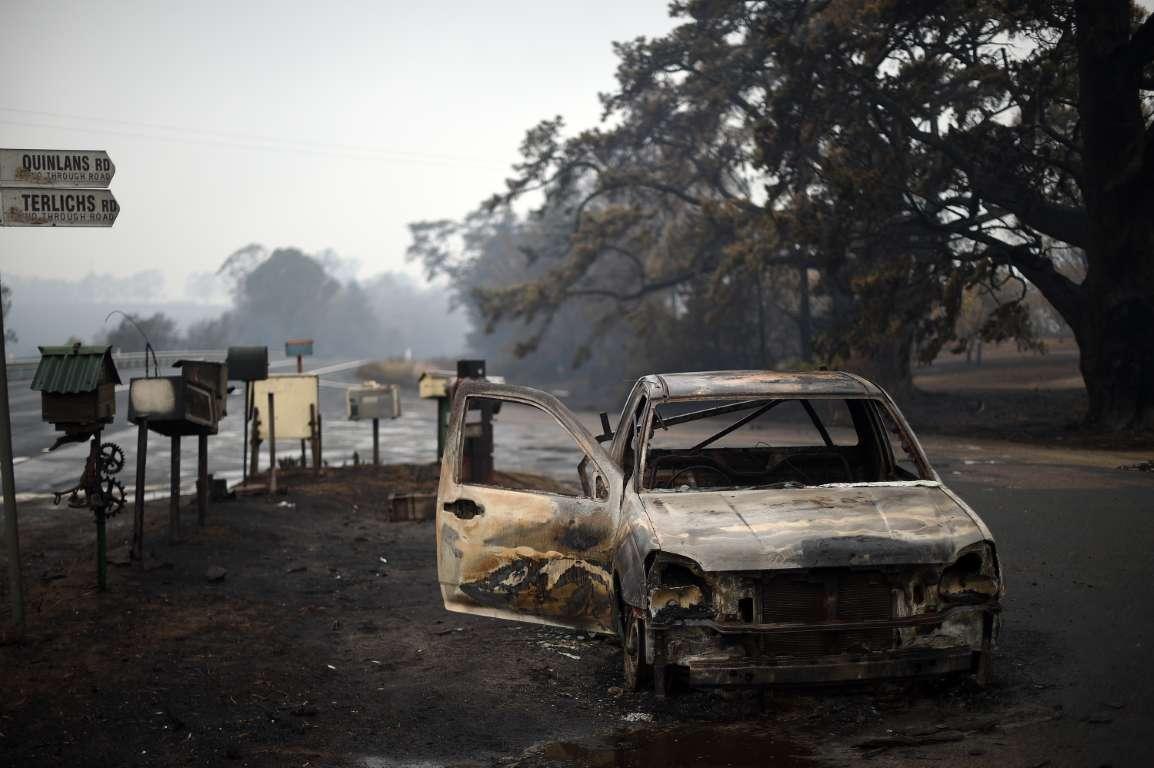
[622,610,651,691]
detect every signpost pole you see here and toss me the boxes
[0,277,25,631]
[1,148,118,625]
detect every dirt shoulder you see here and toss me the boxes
[0,464,1135,767]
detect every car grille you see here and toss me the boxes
[760,570,896,658]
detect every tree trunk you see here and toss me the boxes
[846,331,915,404]
[797,263,813,363]
[1074,0,1154,429]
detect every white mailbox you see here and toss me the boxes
[348,383,401,421]
[251,374,320,441]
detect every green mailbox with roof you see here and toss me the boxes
[31,344,121,437]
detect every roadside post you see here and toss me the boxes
[347,382,400,466]
[30,345,123,587]
[225,346,268,483]
[267,392,277,496]
[0,292,22,628]
[417,361,492,480]
[418,370,456,460]
[251,373,319,490]
[169,436,181,543]
[133,422,147,562]
[1,148,119,628]
[285,340,313,467]
[128,362,224,555]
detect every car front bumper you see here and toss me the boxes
[649,603,998,688]
[687,647,977,686]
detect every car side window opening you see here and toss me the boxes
[873,402,925,481]
[642,397,922,491]
[459,396,601,499]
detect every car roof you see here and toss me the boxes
[638,370,883,400]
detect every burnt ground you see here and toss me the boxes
[1,460,1152,768]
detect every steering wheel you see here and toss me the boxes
[668,464,731,489]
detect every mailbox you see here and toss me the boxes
[174,360,229,418]
[128,376,217,437]
[418,370,454,400]
[31,344,121,436]
[225,346,268,381]
[348,383,400,421]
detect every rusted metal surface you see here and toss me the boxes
[434,372,1003,689]
[639,370,882,400]
[638,482,986,572]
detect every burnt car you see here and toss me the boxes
[435,371,1002,694]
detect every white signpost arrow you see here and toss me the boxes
[0,188,120,227]
[0,148,115,188]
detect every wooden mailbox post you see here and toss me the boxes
[30,344,124,589]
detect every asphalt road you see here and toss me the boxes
[3,364,1152,764]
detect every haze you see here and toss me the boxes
[0,1,674,297]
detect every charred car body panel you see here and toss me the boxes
[435,371,1003,692]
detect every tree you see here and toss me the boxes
[453,0,1154,428]
[105,312,181,352]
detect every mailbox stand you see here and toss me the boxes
[30,345,125,585]
[267,392,277,495]
[133,421,147,562]
[169,436,181,544]
[347,382,400,467]
[128,361,225,555]
[226,346,269,484]
[419,361,491,479]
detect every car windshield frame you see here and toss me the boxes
[636,392,935,493]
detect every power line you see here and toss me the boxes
[0,107,509,170]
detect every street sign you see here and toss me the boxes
[285,339,314,357]
[0,148,115,188]
[0,188,119,227]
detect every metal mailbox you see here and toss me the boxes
[31,344,121,437]
[174,360,229,417]
[347,383,400,421]
[128,376,217,437]
[226,346,269,381]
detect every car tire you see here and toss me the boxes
[622,610,651,691]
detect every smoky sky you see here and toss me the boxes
[0,1,676,297]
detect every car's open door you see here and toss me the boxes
[435,380,623,634]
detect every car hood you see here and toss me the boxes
[639,481,986,572]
